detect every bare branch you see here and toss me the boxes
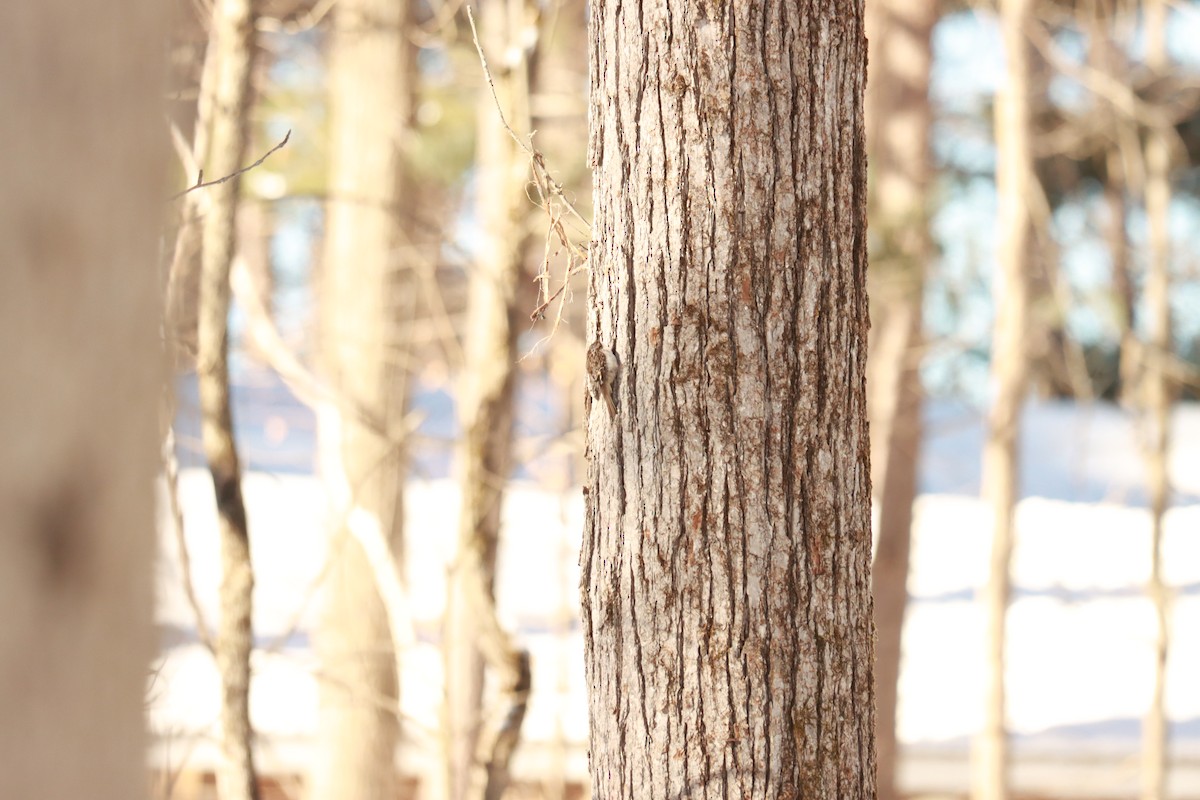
[255,0,337,33]
[161,424,216,654]
[465,4,592,351]
[229,256,425,445]
[466,6,534,157]
[170,129,291,201]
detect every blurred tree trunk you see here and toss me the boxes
[532,0,589,217]
[310,0,415,797]
[583,4,874,799]
[1024,42,1077,400]
[166,28,220,366]
[443,1,536,798]
[239,201,276,366]
[0,2,167,798]
[973,1,1034,799]
[865,1,934,797]
[1104,148,1136,396]
[197,0,261,798]
[530,9,590,796]
[1140,3,1173,798]
[1085,3,1138,398]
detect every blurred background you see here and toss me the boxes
[152,0,1200,798]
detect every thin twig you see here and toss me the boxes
[411,0,470,47]
[255,0,336,33]
[465,4,592,353]
[162,422,216,654]
[170,129,291,200]
[466,6,534,157]
[169,120,200,180]
[528,263,587,323]
[229,256,425,444]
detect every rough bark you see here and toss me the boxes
[973,2,1034,799]
[443,1,536,797]
[864,1,935,797]
[0,2,167,798]
[197,1,261,798]
[1140,3,1173,798]
[583,4,874,799]
[310,0,415,796]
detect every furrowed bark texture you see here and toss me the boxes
[1140,3,1172,798]
[311,0,414,796]
[197,0,260,797]
[864,1,934,797]
[973,1,1033,798]
[0,2,167,798]
[444,0,535,797]
[583,3,875,799]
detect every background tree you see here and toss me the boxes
[0,1,168,797]
[974,1,1036,798]
[865,0,936,796]
[310,0,416,796]
[582,3,875,798]
[196,0,262,796]
[443,1,537,797]
[1140,3,1174,797]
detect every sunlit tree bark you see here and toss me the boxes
[0,2,167,797]
[583,3,875,798]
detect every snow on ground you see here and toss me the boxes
[922,399,1200,504]
[154,382,1200,794]
[153,472,1200,788]
[901,496,1200,748]
[153,473,591,778]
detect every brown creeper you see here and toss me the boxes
[586,340,618,416]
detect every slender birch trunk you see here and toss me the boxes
[0,2,167,797]
[310,0,415,796]
[865,2,935,796]
[583,3,874,798]
[443,1,536,797]
[196,0,260,797]
[973,2,1034,799]
[1140,2,1173,797]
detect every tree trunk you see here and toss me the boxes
[1105,149,1137,399]
[197,0,261,798]
[973,1,1034,799]
[865,1,935,797]
[1140,3,1173,798]
[311,0,415,797]
[443,1,536,797]
[0,3,167,798]
[1087,4,1138,399]
[583,4,874,799]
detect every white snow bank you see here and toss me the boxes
[152,472,1200,783]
